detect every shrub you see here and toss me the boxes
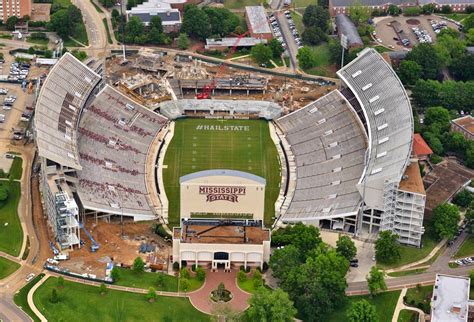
[430,154,443,164]
[262,262,269,272]
[50,288,59,303]
[180,267,190,279]
[99,283,107,295]
[180,278,190,291]
[132,257,145,273]
[195,267,206,281]
[191,264,197,272]
[146,287,157,302]
[237,270,247,283]
[111,266,120,281]
[173,261,179,271]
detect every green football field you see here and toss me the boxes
[163,118,281,227]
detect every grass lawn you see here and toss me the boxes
[387,267,427,277]
[373,45,393,53]
[0,181,23,256]
[398,309,418,322]
[34,277,210,322]
[325,290,401,322]
[53,0,72,6]
[304,44,337,77]
[65,22,89,47]
[27,38,49,46]
[91,0,104,13]
[103,18,113,44]
[405,285,432,313]
[455,236,474,259]
[114,268,203,292]
[223,0,263,9]
[9,157,23,180]
[292,0,317,8]
[0,256,20,279]
[163,119,281,227]
[13,273,45,322]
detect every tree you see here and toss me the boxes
[433,203,460,240]
[435,33,466,67]
[50,288,59,303]
[196,267,206,281]
[111,266,120,281]
[336,235,357,260]
[403,7,421,16]
[203,7,239,37]
[406,43,443,80]
[397,60,422,86]
[347,300,379,322]
[302,5,330,32]
[268,38,284,58]
[177,33,190,50]
[424,106,451,133]
[57,276,64,288]
[99,282,107,295]
[441,5,452,14]
[375,231,401,264]
[124,16,145,44]
[411,80,442,108]
[6,16,19,31]
[450,53,474,81]
[467,209,474,234]
[132,257,145,273]
[366,266,386,296]
[348,0,371,27]
[271,223,322,260]
[146,287,157,302]
[421,3,436,14]
[181,5,210,40]
[318,0,329,8]
[250,43,272,65]
[444,132,468,156]
[387,4,400,15]
[302,26,327,45]
[149,16,163,34]
[297,46,316,70]
[246,288,297,322]
[99,0,114,8]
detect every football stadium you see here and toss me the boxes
[35,47,424,270]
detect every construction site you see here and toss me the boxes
[106,48,337,113]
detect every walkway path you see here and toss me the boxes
[392,287,425,322]
[27,274,47,322]
[188,270,250,315]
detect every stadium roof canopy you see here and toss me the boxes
[337,48,413,210]
[35,53,101,170]
[159,99,282,120]
[275,90,367,222]
[180,169,266,185]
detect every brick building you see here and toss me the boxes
[0,0,31,22]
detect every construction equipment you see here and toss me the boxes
[79,223,100,252]
[49,241,60,255]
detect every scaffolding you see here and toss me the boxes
[54,191,81,250]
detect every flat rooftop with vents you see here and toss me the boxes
[431,274,470,322]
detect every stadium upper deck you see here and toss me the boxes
[337,48,413,210]
[35,53,101,169]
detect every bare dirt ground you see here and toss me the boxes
[31,3,51,22]
[60,219,171,278]
[374,15,459,51]
[32,176,55,266]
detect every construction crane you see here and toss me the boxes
[196,13,277,99]
[79,223,100,252]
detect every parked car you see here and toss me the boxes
[26,273,35,282]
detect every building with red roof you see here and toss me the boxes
[412,133,433,161]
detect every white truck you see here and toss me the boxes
[54,253,70,261]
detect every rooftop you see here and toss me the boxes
[205,37,267,48]
[398,160,425,195]
[35,53,101,170]
[412,133,433,157]
[332,0,414,6]
[335,14,363,47]
[175,222,270,245]
[452,115,474,135]
[431,274,470,322]
[245,6,272,34]
[337,48,413,210]
[180,169,266,185]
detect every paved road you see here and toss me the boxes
[275,12,298,71]
[72,0,108,57]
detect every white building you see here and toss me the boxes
[431,274,470,322]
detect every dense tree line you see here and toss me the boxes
[420,106,474,168]
[302,5,330,45]
[118,15,167,45]
[270,224,350,321]
[412,80,474,112]
[181,5,241,40]
[48,5,84,40]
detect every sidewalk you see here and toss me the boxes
[27,274,47,322]
[392,287,425,322]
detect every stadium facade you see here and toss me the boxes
[35,48,424,253]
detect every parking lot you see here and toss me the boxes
[374,15,460,50]
[271,10,301,69]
